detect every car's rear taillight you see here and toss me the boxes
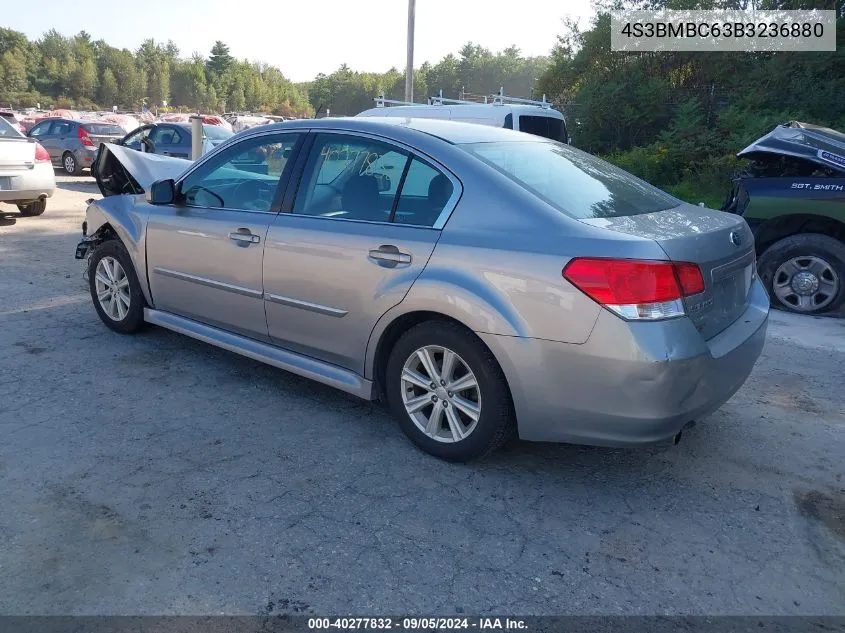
[34,143,50,163]
[563,258,705,321]
[78,126,95,147]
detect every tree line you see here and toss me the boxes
[0,29,548,119]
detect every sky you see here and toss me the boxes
[3,0,595,82]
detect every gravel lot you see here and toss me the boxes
[1,175,844,616]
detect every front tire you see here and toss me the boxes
[17,199,46,216]
[88,240,146,334]
[62,151,81,176]
[385,321,516,462]
[757,233,845,314]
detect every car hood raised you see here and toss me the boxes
[93,143,192,197]
[737,121,845,174]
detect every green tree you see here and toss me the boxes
[99,67,118,107]
[207,41,233,77]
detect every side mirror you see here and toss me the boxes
[146,179,176,205]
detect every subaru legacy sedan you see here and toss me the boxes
[76,118,769,461]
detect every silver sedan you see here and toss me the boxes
[0,116,56,216]
[76,118,768,461]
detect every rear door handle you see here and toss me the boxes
[229,230,261,245]
[368,246,411,264]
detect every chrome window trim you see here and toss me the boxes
[289,128,463,231]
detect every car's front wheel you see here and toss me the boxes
[385,321,516,462]
[88,240,146,334]
[757,233,845,314]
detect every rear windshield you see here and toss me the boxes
[741,153,842,178]
[0,116,22,138]
[518,115,568,143]
[460,140,681,219]
[83,123,125,135]
[203,125,232,140]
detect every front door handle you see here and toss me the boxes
[368,246,411,264]
[229,229,261,246]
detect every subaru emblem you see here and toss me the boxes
[730,231,742,246]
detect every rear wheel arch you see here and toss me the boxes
[370,310,514,406]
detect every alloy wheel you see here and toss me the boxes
[94,256,131,321]
[400,345,482,443]
[773,255,839,313]
[64,154,76,174]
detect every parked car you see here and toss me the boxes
[26,118,125,175]
[75,118,768,461]
[723,121,845,314]
[0,116,56,216]
[0,110,25,134]
[358,91,571,144]
[115,122,233,158]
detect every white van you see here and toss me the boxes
[357,92,571,144]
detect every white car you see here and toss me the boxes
[0,116,56,216]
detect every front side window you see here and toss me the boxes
[28,121,51,137]
[179,133,301,212]
[294,134,410,222]
[122,126,150,147]
[461,140,680,219]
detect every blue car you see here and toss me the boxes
[115,122,233,158]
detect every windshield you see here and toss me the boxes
[84,124,125,135]
[460,140,681,219]
[0,116,23,138]
[203,125,233,140]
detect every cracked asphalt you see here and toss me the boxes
[0,176,844,616]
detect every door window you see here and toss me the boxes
[28,121,52,137]
[179,133,301,212]
[150,126,180,146]
[122,126,149,147]
[392,158,455,227]
[293,134,410,222]
[51,121,73,136]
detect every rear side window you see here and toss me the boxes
[83,123,125,135]
[503,113,513,130]
[518,115,567,143]
[0,116,21,138]
[51,121,73,136]
[393,158,454,227]
[461,140,680,219]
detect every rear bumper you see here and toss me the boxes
[74,146,99,167]
[480,278,770,446]
[0,163,56,202]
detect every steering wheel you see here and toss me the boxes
[232,179,276,212]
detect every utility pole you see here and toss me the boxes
[405,0,416,103]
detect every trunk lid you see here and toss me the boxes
[0,138,36,170]
[81,124,127,147]
[581,204,756,339]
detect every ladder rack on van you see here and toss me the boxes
[490,88,553,109]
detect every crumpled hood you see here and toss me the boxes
[93,143,192,197]
[737,121,845,173]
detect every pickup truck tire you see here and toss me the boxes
[88,239,146,334]
[17,199,46,216]
[758,233,845,314]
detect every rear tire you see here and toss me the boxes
[17,199,46,216]
[757,233,845,314]
[62,151,81,176]
[88,240,146,334]
[385,320,516,462]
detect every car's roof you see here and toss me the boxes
[236,116,544,145]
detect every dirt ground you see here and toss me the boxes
[0,175,843,615]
